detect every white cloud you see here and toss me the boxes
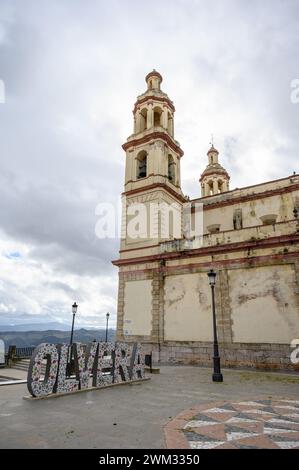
[0,0,298,327]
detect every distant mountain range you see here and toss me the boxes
[0,322,72,332]
[0,328,115,351]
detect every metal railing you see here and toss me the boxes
[15,347,35,358]
[6,345,35,364]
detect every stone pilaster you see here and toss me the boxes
[150,262,165,357]
[294,260,299,311]
[216,269,233,344]
[116,274,125,341]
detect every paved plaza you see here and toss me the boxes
[0,365,299,449]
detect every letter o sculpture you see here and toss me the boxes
[27,343,59,397]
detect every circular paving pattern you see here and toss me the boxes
[164,398,299,449]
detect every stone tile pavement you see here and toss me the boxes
[165,398,299,449]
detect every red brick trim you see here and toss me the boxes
[119,243,159,253]
[122,131,184,157]
[117,252,299,277]
[164,401,226,449]
[163,251,299,273]
[122,182,186,202]
[193,178,299,209]
[199,169,230,182]
[133,95,175,113]
[112,233,299,267]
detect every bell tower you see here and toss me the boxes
[200,145,230,197]
[123,70,184,194]
[120,70,185,255]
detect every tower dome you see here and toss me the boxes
[145,69,163,90]
[200,145,230,197]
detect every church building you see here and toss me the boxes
[112,70,299,370]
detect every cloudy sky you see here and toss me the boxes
[0,0,298,329]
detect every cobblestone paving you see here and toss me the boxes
[165,398,299,449]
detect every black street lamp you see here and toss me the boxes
[207,270,223,383]
[70,302,78,346]
[105,312,110,342]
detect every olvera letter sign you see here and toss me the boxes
[27,342,145,398]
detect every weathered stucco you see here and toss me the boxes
[194,189,299,235]
[123,279,152,336]
[164,273,213,341]
[229,265,299,344]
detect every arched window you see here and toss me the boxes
[153,106,162,127]
[218,180,223,193]
[140,108,147,132]
[208,180,213,195]
[168,155,175,183]
[137,151,147,179]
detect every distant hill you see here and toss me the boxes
[0,328,115,351]
[0,322,72,332]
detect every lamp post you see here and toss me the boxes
[207,270,223,383]
[70,302,78,346]
[105,312,110,342]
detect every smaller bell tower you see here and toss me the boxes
[200,145,230,197]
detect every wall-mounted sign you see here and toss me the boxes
[27,341,145,398]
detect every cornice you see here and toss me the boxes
[112,233,299,267]
[122,131,184,157]
[193,182,299,211]
[200,169,230,182]
[122,182,186,203]
[133,95,175,114]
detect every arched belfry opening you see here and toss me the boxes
[168,155,175,183]
[140,108,148,132]
[153,107,162,127]
[136,150,147,179]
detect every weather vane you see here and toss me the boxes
[210,133,214,147]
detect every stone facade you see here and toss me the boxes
[113,70,299,371]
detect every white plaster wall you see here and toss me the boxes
[229,265,299,344]
[164,273,213,341]
[199,190,299,234]
[123,280,152,336]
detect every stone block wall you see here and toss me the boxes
[116,253,299,371]
[142,341,299,371]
